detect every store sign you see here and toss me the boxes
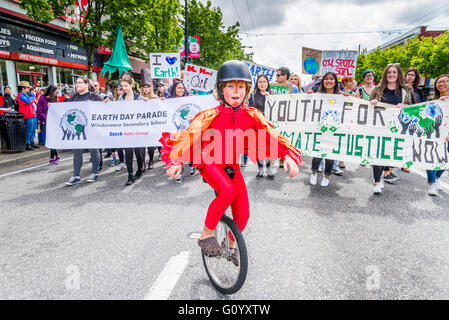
[0,21,102,67]
[98,46,112,54]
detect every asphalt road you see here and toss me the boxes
[1,152,449,300]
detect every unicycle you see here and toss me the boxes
[200,167,248,295]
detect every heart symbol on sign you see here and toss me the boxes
[166,57,177,65]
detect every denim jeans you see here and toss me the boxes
[426,170,444,184]
[25,117,37,145]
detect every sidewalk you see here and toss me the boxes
[0,145,51,169]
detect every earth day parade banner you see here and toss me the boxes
[266,93,449,170]
[45,95,218,149]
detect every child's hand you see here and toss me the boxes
[284,155,299,178]
[167,164,182,179]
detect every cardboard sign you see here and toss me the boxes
[184,63,217,92]
[320,50,358,77]
[269,83,292,95]
[302,47,322,75]
[150,53,181,79]
[243,61,277,88]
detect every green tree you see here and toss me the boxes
[20,0,183,77]
[357,32,449,83]
[182,0,253,70]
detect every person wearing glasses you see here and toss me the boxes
[369,63,415,194]
[65,76,103,186]
[426,74,449,195]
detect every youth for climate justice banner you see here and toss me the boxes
[266,94,449,170]
[150,52,181,79]
[45,95,218,149]
[244,61,276,88]
[184,63,217,93]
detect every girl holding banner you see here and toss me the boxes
[65,76,103,186]
[248,74,274,180]
[118,75,145,186]
[369,64,415,193]
[169,81,195,183]
[426,74,449,196]
[309,72,348,187]
[140,69,161,171]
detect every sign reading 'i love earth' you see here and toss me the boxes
[150,53,181,79]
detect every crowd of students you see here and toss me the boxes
[2,63,448,197]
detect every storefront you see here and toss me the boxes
[0,11,104,96]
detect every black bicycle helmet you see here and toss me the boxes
[216,60,252,108]
[216,60,252,85]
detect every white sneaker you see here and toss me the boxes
[436,179,442,191]
[373,179,385,189]
[310,173,317,185]
[115,163,126,171]
[373,184,382,194]
[321,176,330,187]
[428,184,438,196]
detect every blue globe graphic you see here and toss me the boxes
[304,57,319,74]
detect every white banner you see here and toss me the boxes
[150,53,181,79]
[266,94,449,170]
[184,63,217,92]
[45,95,219,149]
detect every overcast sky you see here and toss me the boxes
[200,0,449,83]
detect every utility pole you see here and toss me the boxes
[184,0,189,64]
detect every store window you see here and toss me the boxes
[0,59,8,95]
[16,61,49,88]
[55,66,88,93]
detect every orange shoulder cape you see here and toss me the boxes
[159,105,301,167]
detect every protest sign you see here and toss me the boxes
[265,93,449,170]
[269,83,292,95]
[320,50,358,77]
[150,53,181,79]
[45,95,218,149]
[243,61,277,88]
[184,63,217,92]
[302,47,322,75]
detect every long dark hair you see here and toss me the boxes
[170,81,186,98]
[251,74,271,109]
[318,72,339,94]
[376,64,406,101]
[405,67,420,88]
[44,84,58,102]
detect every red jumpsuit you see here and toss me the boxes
[160,104,301,233]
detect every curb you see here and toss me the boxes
[0,149,71,169]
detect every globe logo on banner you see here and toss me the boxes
[172,104,201,131]
[59,109,88,141]
[304,57,319,75]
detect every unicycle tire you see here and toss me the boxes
[201,214,248,295]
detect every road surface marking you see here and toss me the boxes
[145,250,191,300]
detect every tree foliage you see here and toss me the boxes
[20,0,252,76]
[182,0,253,70]
[356,32,449,83]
